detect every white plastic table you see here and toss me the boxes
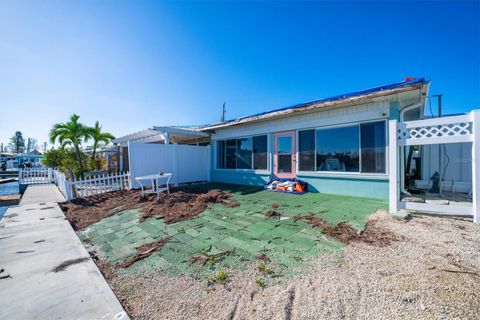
[135,173,172,199]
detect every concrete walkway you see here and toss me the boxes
[0,184,129,320]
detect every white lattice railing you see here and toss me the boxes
[389,110,479,224]
[397,114,474,146]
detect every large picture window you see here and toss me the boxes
[299,121,386,174]
[316,126,359,172]
[217,135,268,170]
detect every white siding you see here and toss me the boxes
[421,143,472,182]
[211,100,391,140]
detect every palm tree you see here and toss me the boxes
[89,121,115,166]
[49,114,91,168]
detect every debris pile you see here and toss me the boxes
[296,215,402,246]
[60,188,238,229]
[118,237,171,268]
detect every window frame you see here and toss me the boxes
[296,119,388,177]
[215,134,270,173]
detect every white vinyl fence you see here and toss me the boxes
[128,141,210,188]
[389,110,479,223]
[19,168,52,184]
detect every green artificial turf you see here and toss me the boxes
[80,183,387,280]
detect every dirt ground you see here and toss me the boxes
[59,189,234,229]
[96,210,480,320]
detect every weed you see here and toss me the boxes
[292,255,302,262]
[255,277,266,288]
[256,263,274,274]
[209,268,229,285]
[177,227,185,233]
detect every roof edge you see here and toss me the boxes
[201,78,429,131]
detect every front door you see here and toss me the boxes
[274,131,296,178]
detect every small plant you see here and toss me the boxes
[256,263,273,274]
[177,227,185,233]
[209,268,229,285]
[292,255,302,262]
[255,277,266,288]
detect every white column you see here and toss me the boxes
[127,141,135,189]
[173,144,179,186]
[472,110,480,223]
[389,120,399,214]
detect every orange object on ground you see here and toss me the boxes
[294,183,306,192]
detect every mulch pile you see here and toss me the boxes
[140,189,234,223]
[60,188,236,230]
[118,237,171,268]
[296,215,401,246]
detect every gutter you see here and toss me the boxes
[398,81,430,196]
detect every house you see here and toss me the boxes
[199,78,430,200]
[106,77,479,222]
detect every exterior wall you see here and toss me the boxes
[297,174,389,199]
[421,142,472,182]
[128,142,211,188]
[210,98,402,200]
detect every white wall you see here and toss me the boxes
[128,142,210,188]
[211,99,392,140]
[421,143,472,182]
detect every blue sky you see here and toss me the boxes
[0,1,479,147]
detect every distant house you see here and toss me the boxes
[16,151,44,167]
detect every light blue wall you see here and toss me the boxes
[297,174,389,200]
[210,143,389,200]
[209,101,403,200]
[210,170,271,186]
[389,101,401,120]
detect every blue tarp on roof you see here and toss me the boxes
[218,78,428,126]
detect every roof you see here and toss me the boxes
[112,126,210,146]
[201,78,429,131]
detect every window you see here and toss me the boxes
[299,130,315,171]
[360,122,386,173]
[298,121,386,174]
[316,125,359,172]
[236,138,252,169]
[217,135,268,170]
[217,140,225,169]
[226,139,236,169]
[253,135,268,170]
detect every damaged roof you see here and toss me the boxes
[201,78,429,131]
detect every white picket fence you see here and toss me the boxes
[52,170,73,200]
[18,168,52,185]
[19,167,131,200]
[71,172,130,198]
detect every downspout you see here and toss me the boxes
[398,90,425,196]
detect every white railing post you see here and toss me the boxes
[389,120,399,214]
[472,110,479,223]
[65,180,73,201]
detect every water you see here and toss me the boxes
[0,181,19,219]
